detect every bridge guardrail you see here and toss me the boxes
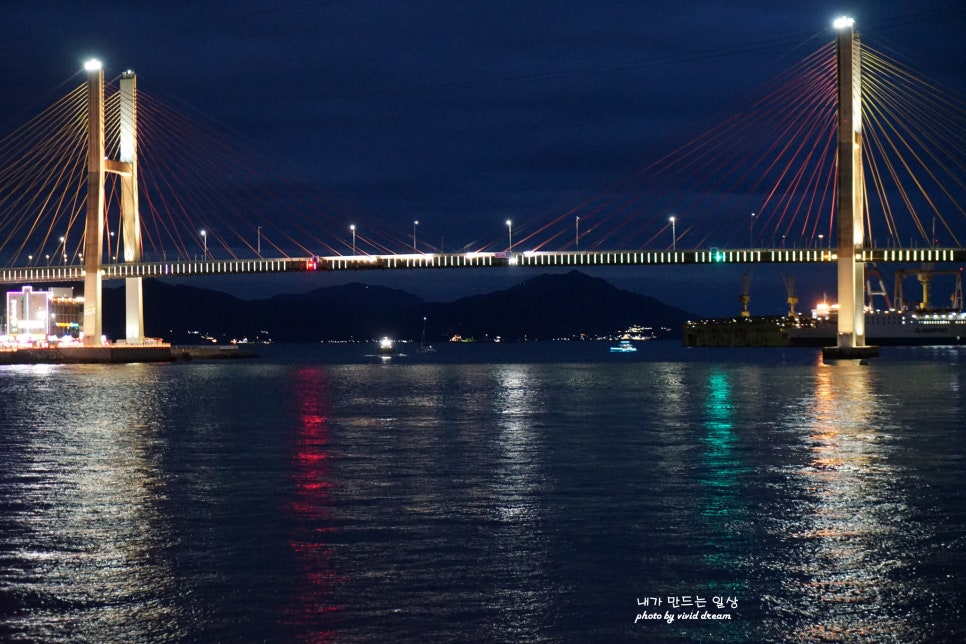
[2,247,963,283]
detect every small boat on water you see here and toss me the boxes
[610,340,637,353]
[376,337,397,355]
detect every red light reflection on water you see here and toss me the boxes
[283,367,343,642]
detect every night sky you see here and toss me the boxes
[1,1,963,316]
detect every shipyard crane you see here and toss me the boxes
[739,272,751,318]
[918,262,935,310]
[894,266,964,312]
[953,272,964,311]
[780,271,799,320]
[865,263,893,310]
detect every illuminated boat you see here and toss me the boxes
[376,337,397,355]
[609,340,637,353]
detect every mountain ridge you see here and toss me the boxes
[101,270,695,343]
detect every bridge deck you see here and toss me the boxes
[2,247,963,284]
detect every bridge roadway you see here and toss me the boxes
[2,247,964,284]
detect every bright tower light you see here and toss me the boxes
[83,59,102,71]
[833,16,854,29]
[506,219,513,252]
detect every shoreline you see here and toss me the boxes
[0,343,256,364]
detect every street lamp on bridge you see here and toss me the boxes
[350,224,356,255]
[413,220,419,252]
[257,226,262,256]
[750,212,755,248]
[669,216,676,251]
[200,229,207,259]
[576,216,580,250]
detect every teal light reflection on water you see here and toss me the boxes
[696,367,752,644]
[700,370,739,518]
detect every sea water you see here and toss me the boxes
[1,342,964,642]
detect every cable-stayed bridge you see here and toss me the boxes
[0,19,963,356]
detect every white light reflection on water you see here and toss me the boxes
[311,362,564,641]
[761,361,920,642]
[489,364,553,639]
[0,364,182,642]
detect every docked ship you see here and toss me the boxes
[786,302,966,346]
[683,316,793,347]
[684,266,966,347]
[789,265,966,345]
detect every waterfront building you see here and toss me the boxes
[3,286,82,341]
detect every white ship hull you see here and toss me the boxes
[788,310,966,346]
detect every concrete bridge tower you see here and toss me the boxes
[82,60,105,346]
[82,61,143,346]
[826,18,877,360]
[116,71,144,342]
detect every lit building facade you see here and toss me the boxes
[4,286,82,339]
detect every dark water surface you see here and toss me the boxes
[1,342,964,642]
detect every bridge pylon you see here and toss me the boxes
[82,62,143,346]
[825,18,877,360]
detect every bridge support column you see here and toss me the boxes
[82,61,105,347]
[118,72,144,341]
[825,18,877,360]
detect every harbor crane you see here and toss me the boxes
[894,266,963,312]
[780,272,799,320]
[739,272,751,318]
[866,263,893,310]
